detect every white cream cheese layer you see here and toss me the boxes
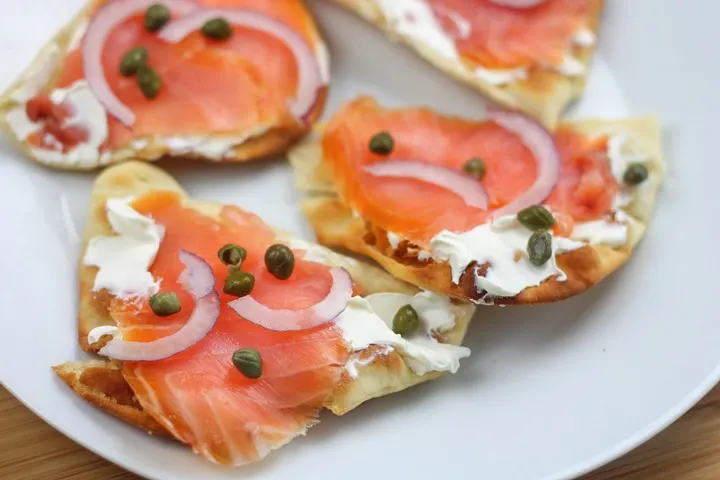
[336,291,470,377]
[422,132,649,299]
[83,197,163,299]
[430,215,584,297]
[6,80,110,168]
[375,0,594,85]
[87,325,120,345]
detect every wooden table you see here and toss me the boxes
[2,385,719,480]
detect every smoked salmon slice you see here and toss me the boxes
[429,0,595,69]
[0,0,329,169]
[109,192,350,465]
[322,97,617,245]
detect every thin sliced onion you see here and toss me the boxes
[158,8,323,121]
[82,0,200,126]
[228,267,352,331]
[99,250,219,361]
[486,107,560,218]
[178,250,214,299]
[489,0,547,8]
[364,160,489,210]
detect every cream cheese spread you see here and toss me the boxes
[83,197,163,299]
[336,291,470,377]
[87,325,120,346]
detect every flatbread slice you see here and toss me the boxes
[289,110,665,306]
[0,0,328,170]
[58,161,474,455]
[330,0,603,127]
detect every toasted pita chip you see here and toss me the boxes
[330,0,603,127]
[289,116,665,305]
[0,0,328,170]
[61,160,474,443]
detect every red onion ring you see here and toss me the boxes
[99,250,219,361]
[364,160,489,210]
[178,250,214,298]
[158,8,324,121]
[486,107,560,218]
[489,0,548,8]
[82,0,200,126]
[228,267,352,331]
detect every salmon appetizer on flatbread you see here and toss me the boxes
[0,0,329,170]
[289,97,664,305]
[53,161,474,466]
[330,0,602,126]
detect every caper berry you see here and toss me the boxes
[517,205,555,231]
[392,304,420,337]
[202,17,233,40]
[144,3,171,32]
[232,348,263,379]
[136,65,162,99]
[265,244,295,280]
[369,131,394,155]
[119,46,148,77]
[463,157,486,180]
[623,163,649,186]
[218,243,247,267]
[527,230,553,266]
[149,292,181,317]
[224,270,255,298]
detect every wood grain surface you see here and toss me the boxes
[1,385,719,480]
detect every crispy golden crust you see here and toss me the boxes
[0,0,327,171]
[330,0,603,127]
[67,161,475,439]
[52,360,169,437]
[288,116,664,305]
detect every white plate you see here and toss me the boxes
[1,1,718,479]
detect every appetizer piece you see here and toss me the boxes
[0,0,329,170]
[55,161,473,466]
[331,0,602,126]
[289,97,664,305]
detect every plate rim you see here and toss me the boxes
[6,366,720,480]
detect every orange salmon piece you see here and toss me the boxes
[110,192,349,466]
[428,0,595,69]
[50,0,322,150]
[322,97,618,245]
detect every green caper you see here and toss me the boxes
[264,244,295,280]
[623,163,649,185]
[144,3,171,32]
[136,65,162,99]
[119,46,148,77]
[232,348,263,379]
[149,292,181,317]
[224,270,255,297]
[527,230,552,266]
[517,205,556,231]
[392,304,420,337]
[201,17,233,40]
[369,131,394,155]
[463,157,486,180]
[218,243,247,267]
